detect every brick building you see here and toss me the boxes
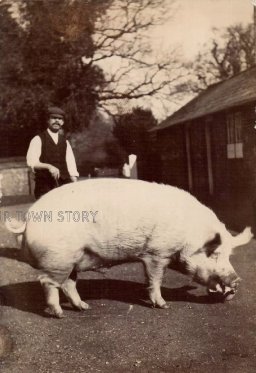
[150,67,256,229]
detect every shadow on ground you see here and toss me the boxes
[0,278,225,319]
[0,246,225,318]
[0,247,24,262]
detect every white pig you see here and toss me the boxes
[6,178,253,318]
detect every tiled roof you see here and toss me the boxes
[151,66,256,131]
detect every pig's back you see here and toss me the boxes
[29,178,173,216]
[25,179,220,253]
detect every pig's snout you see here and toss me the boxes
[208,271,238,290]
[207,273,241,301]
[224,276,241,299]
[223,272,241,289]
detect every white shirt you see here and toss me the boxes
[26,129,79,177]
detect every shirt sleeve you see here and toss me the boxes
[66,141,79,177]
[26,136,42,171]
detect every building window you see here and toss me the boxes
[226,112,243,159]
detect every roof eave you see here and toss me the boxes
[149,97,256,132]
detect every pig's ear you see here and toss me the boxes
[231,227,253,250]
[203,233,221,257]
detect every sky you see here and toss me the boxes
[140,0,254,119]
[152,0,253,61]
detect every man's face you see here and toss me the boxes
[48,115,64,133]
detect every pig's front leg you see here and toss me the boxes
[142,255,170,308]
[61,269,90,311]
[40,276,64,318]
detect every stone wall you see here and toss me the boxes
[0,158,33,197]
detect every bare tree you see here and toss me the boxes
[1,0,183,129]
[87,0,183,114]
[188,23,255,93]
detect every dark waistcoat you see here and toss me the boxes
[35,130,70,180]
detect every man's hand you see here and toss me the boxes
[48,165,60,180]
[70,176,78,182]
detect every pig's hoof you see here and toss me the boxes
[78,301,90,310]
[56,311,65,319]
[159,303,169,309]
[72,300,90,311]
[152,302,169,309]
[46,307,65,318]
[53,307,65,318]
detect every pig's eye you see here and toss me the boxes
[210,252,219,261]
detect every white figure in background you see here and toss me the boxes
[0,174,3,203]
[129,154,138,179]
[122,154,137,179]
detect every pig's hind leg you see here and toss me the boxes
[142,255,170,308]
[61,269,90,311]
[39,265,85,318]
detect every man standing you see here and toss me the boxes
[27,106,79,199]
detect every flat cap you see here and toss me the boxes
[47,106,65,118]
